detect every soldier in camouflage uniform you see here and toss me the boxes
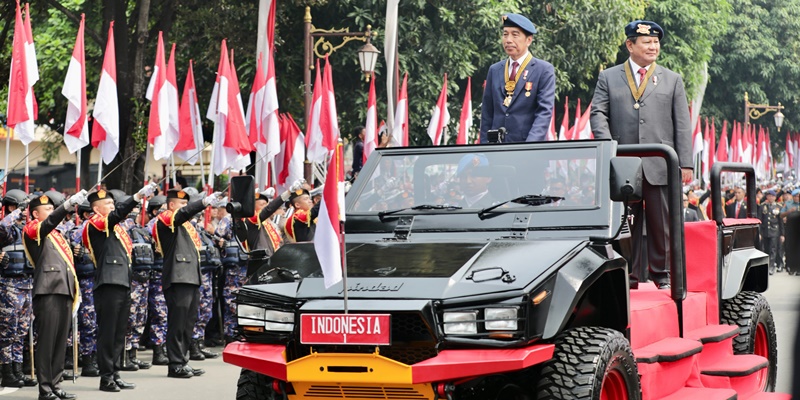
[216,208,246,342]
[191,221,221,360]
[146,196,169,365]
[0,190,37,388]
[70,202,100,377]
[124,203,153,371]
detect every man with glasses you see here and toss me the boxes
[683,194,699,222]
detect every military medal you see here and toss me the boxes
[503,53,533,107]
[624,61,656,110]
[525,81,532,97]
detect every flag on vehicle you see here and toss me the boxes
[7,0,35,145]
[427,73,449,146]
[91,21,119,164]
[62,14,89,154]
[306,59,326,163]
[176,60,204,165]
[146,32,171,160]
[364,73,378,163]
[315,141,346,289]
[457,77,472,145]
[391,72,409,147]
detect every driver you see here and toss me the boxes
[456,154,495,208]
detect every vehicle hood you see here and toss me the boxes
[258,240,585,300]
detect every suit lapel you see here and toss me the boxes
[507,58,536,108]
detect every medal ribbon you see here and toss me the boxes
[624,61,657,102]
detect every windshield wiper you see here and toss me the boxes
[378,204,463,221]
[478,194,564,220]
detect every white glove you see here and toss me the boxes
[203,192,222,206]
[65,190,88,209]
[263,187,276,199]
[135,182,159,201]
[0,209,22,227]
[289,179,306,193]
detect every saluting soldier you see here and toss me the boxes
[69,202,100,377]
[145,195,169,365]
[152,189,220,378]
[23,190,87,400]
[761,189,784,275]
[284,188,320,243]
[241,188,289,276]
[84,184,155,392]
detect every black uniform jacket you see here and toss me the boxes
[83,196,137,289]
[242,196,284,256]
[23,205,77,299]
[153,200,205,290]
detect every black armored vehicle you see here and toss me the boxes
[224,140,788,400]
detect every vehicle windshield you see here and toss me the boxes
[350,146,599,214]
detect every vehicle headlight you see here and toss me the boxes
[485,307,519,331]
[238,305,266,326]
[443,311,478,334]
[265,310,294,332]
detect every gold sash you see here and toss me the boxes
[503,53,533,106]
[624,61,657,103]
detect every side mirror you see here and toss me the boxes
[609,157,643,203]
[227,175,255,219]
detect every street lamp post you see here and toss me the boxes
[303,6,379,182]
[744,91,786,131]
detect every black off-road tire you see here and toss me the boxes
[236,369,275,400]
[720,291,778,392]
[536,327,641,400]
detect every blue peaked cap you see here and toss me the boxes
[502,13,537,35]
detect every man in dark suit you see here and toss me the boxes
[153,189,220,378]
[23,190,87,400]
[725,187,748,219]
[480,13,555,143]
[591,20,693,289]
[83,184,155,392]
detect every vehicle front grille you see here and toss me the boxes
[302,384,428,399]
[292,312,438,365]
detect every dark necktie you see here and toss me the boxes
[638,67,647,86]
[510,61,519,80]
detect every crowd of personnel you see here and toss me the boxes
[0,178,319,399]
[682,181,800,275]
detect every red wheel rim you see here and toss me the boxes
[753,322,769,391]
[601,368,629,400]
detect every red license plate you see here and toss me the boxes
[300,314,391,345]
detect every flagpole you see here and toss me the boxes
[97,161,103,187]
[25,144,30,194]
[170,154,177,187]
[199,144,206,190]
[337,140,348,314]
[142,144,151,226]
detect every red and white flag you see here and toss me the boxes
[246,56,267,154]
[390,72,409,147]
[456,77,472,145]
[6,0,35,145]
[176,60,204,164]
[692,117,703,160]
[314,142,346,289]
[164,44,181,156]
[716,120,729,163]
[91,22,119,164]
[23,3,38,122]
[306,59,326,163]
[363,74,378,163]
[742,124,753,165]
[261,45,281,163]
[546,102,557,141]
[786,132,794,169]
[62,14,89,154]
[574,101,592,140]
[277,113,306,192]
[558,97,570,141]
[427,74,449,146]
[211,41,252,174]
[320,57,341,153]
[145,32,171,160]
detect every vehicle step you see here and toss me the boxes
[685,324,740,344]
[634,337,703,363]
[655,387,737,400]
[701,354,768,377]
[743,393,792,400]
[630,289,679,349]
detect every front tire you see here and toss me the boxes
[536,327,641,400]
[720,291,778,392]
[236,369,274,400]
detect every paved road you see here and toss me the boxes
[2,273,798,399]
